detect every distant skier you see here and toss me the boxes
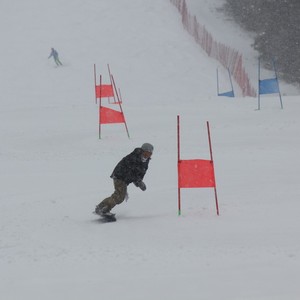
[95,143,154,216]
[48,48,63,66]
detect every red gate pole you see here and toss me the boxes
[107,64,117,104]
[177,115,181,216]
[206,121,220,215]
[99,75,103,139]
[111,75,122,105]
[111,75,130,138]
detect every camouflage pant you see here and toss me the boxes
[97,179,127,212]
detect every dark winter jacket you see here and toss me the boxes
[110,148,150,185]
[48,48,58,59]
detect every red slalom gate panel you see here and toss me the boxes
[99,106,125,124]
[95,84,114,98]
[178,159,215,188]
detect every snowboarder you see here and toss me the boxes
[95,143,154,216]
[48,48,63,66]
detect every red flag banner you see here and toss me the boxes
[95,84,114,98]
[99,106,125,124]
[178,159,215,188]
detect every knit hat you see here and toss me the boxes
[141,143,154,153]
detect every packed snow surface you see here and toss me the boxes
[1,0,299,299]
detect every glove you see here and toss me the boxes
[134,180,146,191]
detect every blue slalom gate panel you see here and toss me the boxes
[218,90,234,97]
[259,78,279,95]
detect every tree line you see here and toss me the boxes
[222,0,300,87]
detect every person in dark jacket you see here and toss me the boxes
[95,143,154,215]
[48,48,63,66]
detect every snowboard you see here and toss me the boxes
[94,211,117,223]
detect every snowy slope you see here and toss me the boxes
[1,0,300,299]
